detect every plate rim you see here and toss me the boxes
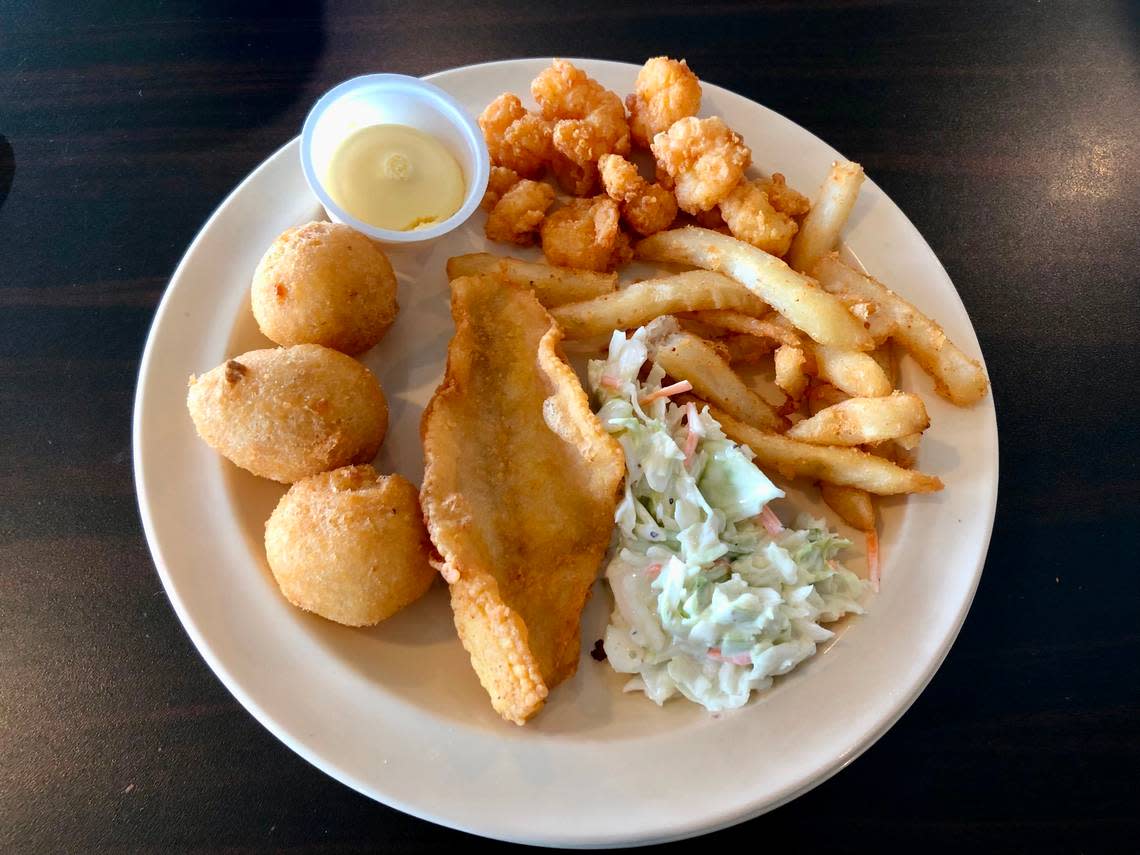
[133,57,999,847]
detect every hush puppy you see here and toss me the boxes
[187,344,388,483]
[251,221,398,355]
[265,465,435,626]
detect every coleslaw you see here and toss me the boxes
[588,325,867,711]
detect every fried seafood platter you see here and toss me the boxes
[158,53,989,784]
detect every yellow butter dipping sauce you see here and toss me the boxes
[324,124,465,231]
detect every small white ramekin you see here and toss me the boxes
[300,74,489,245]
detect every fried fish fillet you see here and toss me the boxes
[420,275,624,725]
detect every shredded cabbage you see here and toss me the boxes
[589,326,867,711]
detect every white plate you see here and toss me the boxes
[134,58,997,847]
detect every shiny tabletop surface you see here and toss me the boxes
[2,1,1137,851]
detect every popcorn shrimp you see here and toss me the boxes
[598,153,678,236]
[539,195,629,271]
[762,172,811,217]
[551,151,600,196]
[626,57,702,148]
[651,116,751,213]
[478,93,554,178]
[719,178,800,256]
[485,179,556,246]
[532,60,630,173]
[481,165,522,211]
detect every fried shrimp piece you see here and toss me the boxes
[598,153,678,236]
[651,116,751,213]
[694,206,729,232]
[540,195,629,272]
[485,179,556,245]
[610,230,634,268]
[478,93,553,178]
[761,172,811,217]
[626,56,702,148]
[550,151,600,196]
[532,60,630,172]
[719,178,800,256]
[481,165,522,211]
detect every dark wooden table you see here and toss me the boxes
[3,1,1138,851]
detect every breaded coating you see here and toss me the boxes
[694,206,729,231]
[265,465,435,626]
[610,229,634,268]
[540,195,629,272]
[481,165,521,211]
[485,179,556,245]
[651,116,752,213]
[626,56,702,148]
[187,344,388,483]
[420,276,624,724]
[719,178,800,256]
[762,172,811,217]
[550,151,599,196]
[251,221,398,355]
[598,153,678,236]
[532,59,630,174]
[478,93,553,178]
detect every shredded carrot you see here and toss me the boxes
[639,379,693,405]
[866,528,880,592]
[709,647,752,666]
[683,428,699,466]
[645,563,662,580]
[759,505,784,536]
[599,374,621,390]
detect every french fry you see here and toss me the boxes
[786,392,930,446]
[820,478,877,582]
[896,432,922,450]
[447,253,617,308]
[845,299,895,345]
[685,309,802,347]
[676,316,736,340]
[709,406,944,495]
[807,382,848,414]
[787,161,865,274]
[550,270,767,339]
[809,342,892,397]
[446,252,500,279]
[774,345,809,400]
[635,227,874,351]
[704,338,733,364]
[813,254,989,405]
[870,342,895,379]
[820,483,875,531]
[721,333,776,364]
[652,328,784,430]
